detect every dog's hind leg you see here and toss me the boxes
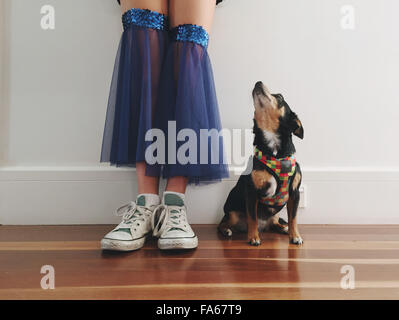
[268,214,289,234]
[218,211,241,237]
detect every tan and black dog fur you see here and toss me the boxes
[218,81,304,246]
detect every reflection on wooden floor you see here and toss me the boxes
[1,224,399,300]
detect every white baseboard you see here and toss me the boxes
[1,165,399,225]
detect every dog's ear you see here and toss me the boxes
[291,113,304,139]
[274,93,284,102]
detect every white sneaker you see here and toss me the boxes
[101,194,160,251]
[151,192,198,250]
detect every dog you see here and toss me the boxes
[218,81,304,246]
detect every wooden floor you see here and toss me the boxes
[1,224,399,300]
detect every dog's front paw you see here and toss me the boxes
[249,237,261,246]
[289,236,303,245]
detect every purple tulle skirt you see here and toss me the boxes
[147,26,229,184]
[101,10,229,185]
[101,9,168,167]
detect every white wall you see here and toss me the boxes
[1,0,399,224]
[0,0,9,165]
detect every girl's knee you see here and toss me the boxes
[119,0,168,15]
[169,0,216,34]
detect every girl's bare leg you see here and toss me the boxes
[165,176,188,194]
[164,0,216,193]
[136,163,160,194]
[120,0,168,195]
[120,0,168,14]
[169,0,216,33]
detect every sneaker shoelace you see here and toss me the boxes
[151,204,190,237]
[114,202,152,231]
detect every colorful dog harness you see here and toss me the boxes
[254,147,296,207]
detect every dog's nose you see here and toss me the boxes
[255,81,263,89]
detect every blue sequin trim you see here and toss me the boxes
[171,24,209,48]
[122,8,168,31]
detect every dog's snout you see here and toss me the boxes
[255,81,263,89]
[252,81,265,97]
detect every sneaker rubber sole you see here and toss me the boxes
[101,235,147,252]
[158,236,198,250]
